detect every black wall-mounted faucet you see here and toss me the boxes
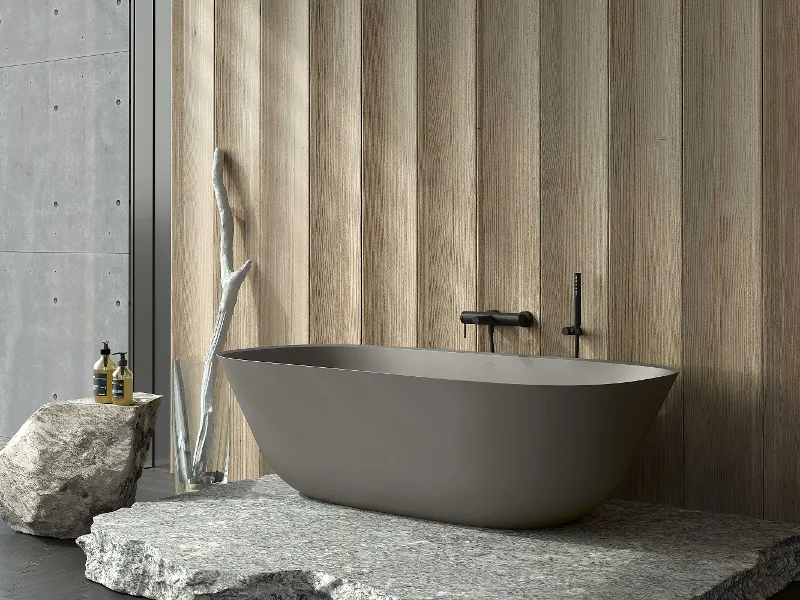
[561,272,582,358]
[460,310,535,353]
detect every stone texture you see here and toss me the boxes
[78,475,800,600]
[0,393,161,539]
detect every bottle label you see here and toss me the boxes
[112,379,125,399]
[93,373,108,396]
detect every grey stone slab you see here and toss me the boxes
[0,251,128,438]
[0,52,129,253]
[78,475,800,600]
[0,0,128,68]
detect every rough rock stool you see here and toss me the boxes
[0,393,161,538]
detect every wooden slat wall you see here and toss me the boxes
[362,0,417,348]
[478,0,540,356]
[171,0,800,521]
[417,0,477,352]
[171,0,216,467]
[763,0,800,523]
[609,0,683,505]
[682,0,762,516]
[309,0,362,345]
[215,0,265,481]
[540,0,608,360]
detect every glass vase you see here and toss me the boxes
[172,357,232,493]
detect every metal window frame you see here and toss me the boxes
[131,0,171,467]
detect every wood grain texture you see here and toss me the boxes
[310,0,362,345]
[609,0,683,505]
[171,0,800,518]
[417,0,477,351]
[763,0,800,522]
[171,0,216,366]
[260,0,310,349]
[255,0,311,477]
[171,0,216,470]
[215,0,265,481]
[682,0,762,516]
[361,0,417,348]
[540,0,609,360]
[478,0,539,355]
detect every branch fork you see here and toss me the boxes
[174,148,252,483]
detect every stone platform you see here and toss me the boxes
[78,476,800,600]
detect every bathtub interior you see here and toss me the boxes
[219,345,677,386]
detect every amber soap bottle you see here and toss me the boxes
[93,341,117,404]
[111,352,133,406]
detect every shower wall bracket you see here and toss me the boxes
[459,310,535,353]
[562,272,582,358]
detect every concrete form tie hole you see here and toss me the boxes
[53,298,57,304]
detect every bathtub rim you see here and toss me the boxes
[217,344,679,388]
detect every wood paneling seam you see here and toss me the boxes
[538,0,543,354]
[308,0,312,346]
[680,0,685,508]
[475,0,481,331]
[759,0,764,518]
[358,0,365,344]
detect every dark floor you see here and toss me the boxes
[0,468,798,599]
[0,467,174,600]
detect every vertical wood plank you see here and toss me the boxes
[609,0,683,505]
[260,1,310,351]
[540,0,609,360]
[309,0,362,345]
[763,0,800,522]
[417,0,477,351]
[478,0,539,356]
[215,0,264,481]
[682,0,762,516]
[362,0,417,347]
[171,0,216,471]
[258,0,310,476]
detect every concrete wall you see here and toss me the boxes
[0,1,129,437]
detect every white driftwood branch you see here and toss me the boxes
[191,148,252,480]
[172,359,191,482]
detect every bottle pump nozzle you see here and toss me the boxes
[112,352,127,366]
[100,341,111,356]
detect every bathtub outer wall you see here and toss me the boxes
[219,345,677,529]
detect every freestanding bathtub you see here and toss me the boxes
[218,345,677,529]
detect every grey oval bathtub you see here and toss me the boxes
[218,345,677,529]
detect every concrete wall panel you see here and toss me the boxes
[0,251,128,437]
[0,52,129,253]
[0,0,128,67]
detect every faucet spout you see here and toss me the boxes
[460,310,535,353]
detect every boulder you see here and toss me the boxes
[0,393,161,538]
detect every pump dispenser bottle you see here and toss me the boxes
[93,341,117,404]
[111,352,133,406]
